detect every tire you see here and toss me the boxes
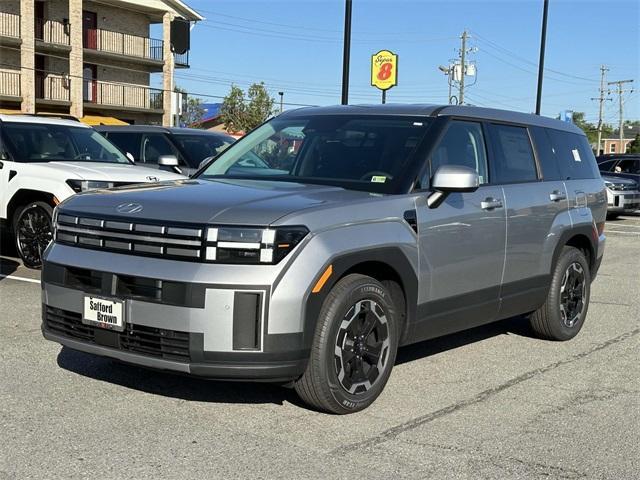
[294,274,399,414]
[606,213,619,220]
[529,246,591,341]
[13,201,54,269]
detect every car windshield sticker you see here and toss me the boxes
[371,176,387,183]
[572,149,581,162]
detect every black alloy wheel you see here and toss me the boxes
[559,262,586,328]
[14,202,53,269]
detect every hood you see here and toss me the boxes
[602,175,637,186]
[59,178,374,226]
[36,161,185,182]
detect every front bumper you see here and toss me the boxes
[606,189,640,213]
[41,253,310,382]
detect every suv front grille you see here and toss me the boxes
[56,213,204,262]
[44,306,191,362]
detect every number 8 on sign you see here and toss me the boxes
[371,50,398,91]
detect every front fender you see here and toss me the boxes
[268,220,418,341]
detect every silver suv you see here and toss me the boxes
[41,105,606,414]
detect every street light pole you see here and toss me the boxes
[278,91,284,113]
[341,0,352,105]
[535,0,549,115]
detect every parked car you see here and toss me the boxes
[597,153,640,182]
[96,126,235,176]
[602,174,640,219]
[0,114,185,268]
[42,105,606,414]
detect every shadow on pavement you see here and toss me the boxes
[56,315,535,406]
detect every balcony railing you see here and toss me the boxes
[84,80,163,111]
[84,28,163,61]
[35,18,70,45]
[36,74,71,102]
[0,70,20,97]
[174,51,189,68]
[0,11,20,38]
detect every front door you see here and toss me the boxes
[35,55,45,99]
[34,1,44,40]
[82,10,97,49]
[82,64,97,102]
[414,119,506,341]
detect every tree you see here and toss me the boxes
[627,133,640,154]
[571,112,613,147]
[174,87,205,127]
[220,83,275,133]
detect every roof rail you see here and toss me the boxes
[16,113,81,122]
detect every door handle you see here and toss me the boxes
[549,190,566,202]
[480,197,503,210]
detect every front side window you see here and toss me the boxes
[198,115,433,193]
[425,120,488,186]
[597,159,617,172]
[489,124,538,184]
[2,122,130,163]
[103,132,141,160]
[142,133,180,164]
[173,134,234,167]
[617,159,640,174]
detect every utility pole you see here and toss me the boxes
[535,0,549,115]
[590,65,610,155]
[459,30,468,105]
[341,0,353,105]
[608,79,634,152]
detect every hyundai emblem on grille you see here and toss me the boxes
[146,176,159,182]
[115,203,143,214]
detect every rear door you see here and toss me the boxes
[415,119,506,340]
[486,123,560,318]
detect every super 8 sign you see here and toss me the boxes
[371,50,398,91]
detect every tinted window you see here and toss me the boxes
[173,134,234,167]
[530,126,562,180]
[424,120,488,185]
[617,158,640,174]
[102,132,141,160]
[597,159,617,171]
[199,115,433,194]
[546,129,600,179]
[142,133,179,164]
[489,124,538,183]
[2,123,129,163]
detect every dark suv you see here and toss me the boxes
[96,126,235,176]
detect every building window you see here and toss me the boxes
[610,143,616,153]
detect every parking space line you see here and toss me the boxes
[0,274,41,284]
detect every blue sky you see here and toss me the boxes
[164,0,639,123]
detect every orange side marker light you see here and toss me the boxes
[312,264,333,294]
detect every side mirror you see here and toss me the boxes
[125,152,135,162]
[199,156,213,170]
[158,155,178,167]
[427,165,479,208]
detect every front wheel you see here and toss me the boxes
[295,274,399,414]
[529,246,591,341]
[13,201,53,269]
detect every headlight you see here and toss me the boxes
[204,226,308,264]
[604,181,613,188]
[66,179,113,193]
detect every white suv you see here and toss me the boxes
[0,115,185,268]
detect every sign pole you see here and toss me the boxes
[381,90,386,104]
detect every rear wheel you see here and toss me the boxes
[13,201,53,269]
[529,246,591,341]
[295,274,399,414]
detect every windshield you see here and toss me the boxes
[174,134,234,167]
[2,122,130,163]
[197,115,433,193]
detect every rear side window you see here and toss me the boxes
[530,126,562,180]
[142,133,179,164]
[546,129,600,180]
[103,132,141,160]
[488,124,538,184]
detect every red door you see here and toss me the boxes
[82,11,97,49]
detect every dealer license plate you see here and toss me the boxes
[83,296,125,332]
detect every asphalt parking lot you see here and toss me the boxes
[1,216,638,480]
